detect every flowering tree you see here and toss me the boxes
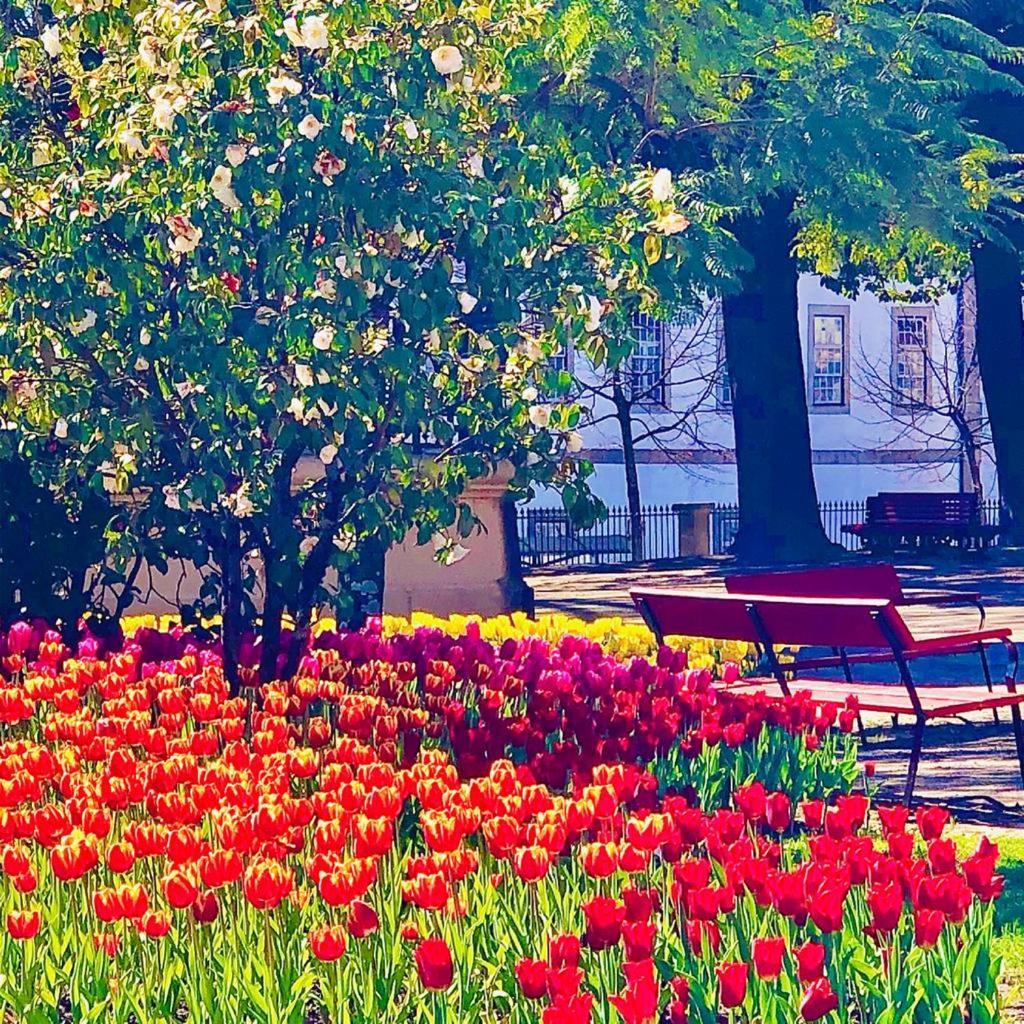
[0,0,714,678]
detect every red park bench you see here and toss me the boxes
[840,492,998,553]
[631,587,1024,804]
[724,563,983,618]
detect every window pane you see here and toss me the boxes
[894,314,929,405]
[810,313,845,406]
[626,313,666,404]
[712,303,731,408]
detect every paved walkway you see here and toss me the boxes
[528,554,1024,823]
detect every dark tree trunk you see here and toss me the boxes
[258,554,286,685]
[972,240,1024,541]
[344,544,386,630]
[722,192,835,563]
[219,517,244,694]
[613,380,645,560]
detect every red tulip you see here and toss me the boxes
[139,910,172,939]
[765,792,792,832]
[795,941,826,983]
[549,933,581,968]
[192,890,219,924]
[915,805,949,841]
[716,961,748,1009]
[800,977,839,1021]
[877,805,909,837]
[623,920,656,961]
[6,909,39,940]
[415,937,454,990]
[752,936,786,979]
[582,895,626,951]
[515,957,547,999]
[348,899,379,938]
[913,908,944,948]
[513,846,552,883]
[163,870,199,910]
[801,800,825,831]
[309,924,347,962]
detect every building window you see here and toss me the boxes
[892,307,931,407]
[626,313,667,405]
[807,305,850,411]
[711,302,731,409]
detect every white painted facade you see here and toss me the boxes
[531,277,996,510]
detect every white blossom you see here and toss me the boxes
[68,309,97,336]
[118,129,145,156]
[283,14,328,50]
[313,325,335,350]
[651,168,673,202]
[458,291,478,314]
[584,294,603,332]
[54,417,68,439]
[298,114,323,140]
[653,212,690,235]
[528,404,551,428]
[431,45,463,76]
[167,215,202,254]
[267,74,302,105]
[319,443,338,465]
[225,143,247,167]
[566,431,584,454]
[41,24,61,58]
[209,165,241,209]
[138,35,160,70]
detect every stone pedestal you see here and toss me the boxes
[672,502,714,557]
[383,463,534,618]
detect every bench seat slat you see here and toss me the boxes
[724,678,1024,718]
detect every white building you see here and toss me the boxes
[532,277,995,511]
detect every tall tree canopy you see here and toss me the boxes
[559,0,1016,560]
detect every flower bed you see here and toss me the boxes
[0,618,1002,1023]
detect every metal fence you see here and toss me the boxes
[519,497,1004,567]
[518,505,686,567]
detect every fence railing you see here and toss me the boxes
[518,497,1004,567]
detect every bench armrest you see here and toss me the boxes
[898,589,983,607]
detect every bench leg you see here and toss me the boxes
[978,643,1000,725]
[1011,704,1024,789]
[903,719,926,807]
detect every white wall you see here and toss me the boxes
[530,277,995,511]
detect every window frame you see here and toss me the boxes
[890,305,932,412]
[806,304,851,414]
[625,312,669,408]
[711,301,732,411]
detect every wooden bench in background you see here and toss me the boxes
[841,492,998,553]
[631,587,1024,804]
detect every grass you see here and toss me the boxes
[952,827,1024,1015]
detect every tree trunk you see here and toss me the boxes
[722,192,835,563]
[219,517,244,694]
[613,380,645,560]
[258,552,286,685]
[972,240,1024,540]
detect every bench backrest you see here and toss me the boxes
[631,588,916,650]
[725,564,904,602]
[866,492,980,525]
